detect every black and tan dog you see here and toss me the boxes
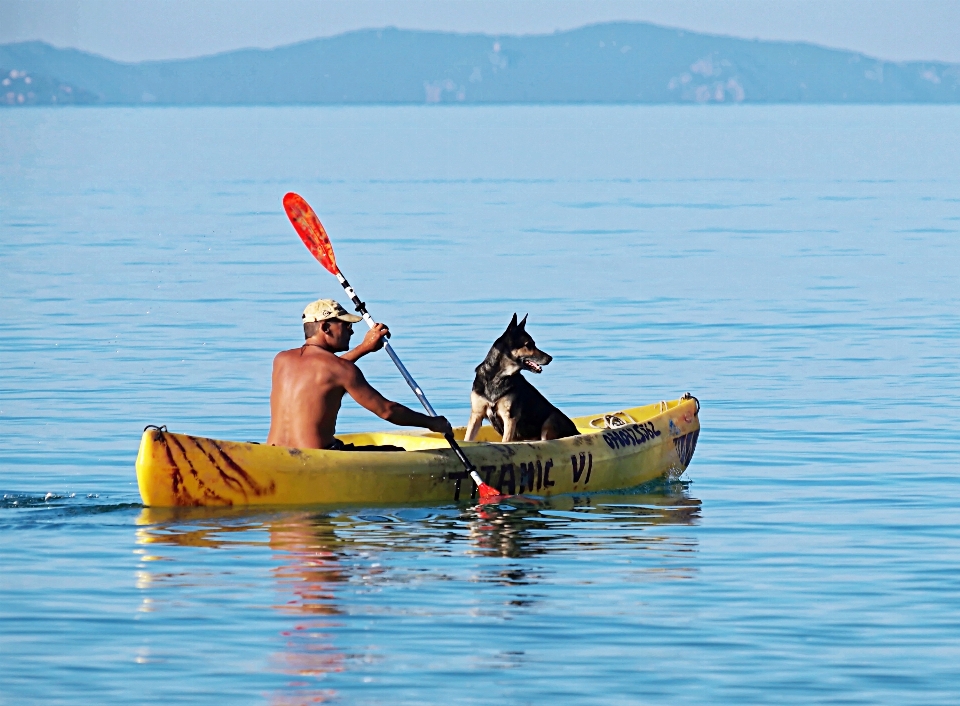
[464,314,579,442]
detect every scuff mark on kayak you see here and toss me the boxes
[189,437,248,500]
[168,434,230,505]
[157,432,200,506]
[674,429,699,469]
[215,443,276,497]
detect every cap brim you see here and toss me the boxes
[335,314,363,323]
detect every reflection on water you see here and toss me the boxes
[468,491,701,561]
[268,517,347,705]
[134,481,698,702]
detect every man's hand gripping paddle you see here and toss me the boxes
[283,192,501,501]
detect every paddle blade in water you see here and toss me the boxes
[477,482,503,501]
[283,192,338,275]
[472,472,502,501]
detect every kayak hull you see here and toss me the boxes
[136,396,700,507]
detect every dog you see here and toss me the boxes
[464,314,579,442]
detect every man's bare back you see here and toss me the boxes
[267,299,450,449]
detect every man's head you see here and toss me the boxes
[302,299,363,351]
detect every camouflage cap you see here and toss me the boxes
[302,298,363,324]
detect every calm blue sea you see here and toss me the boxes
[2,105,959,704]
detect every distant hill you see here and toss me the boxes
[0,67,97,105]
[2,22,959,106]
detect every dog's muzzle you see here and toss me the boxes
[522,358,546,373]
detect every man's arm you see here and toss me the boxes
[341,323,391,363]
[342,363,452,435]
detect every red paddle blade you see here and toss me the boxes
[477,481,502,501]
[283,192,339,275]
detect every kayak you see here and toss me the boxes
[135,395,700,508]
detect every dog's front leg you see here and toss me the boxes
[465,392,489,441]
[500,416,517,443]
[464,412,485,441]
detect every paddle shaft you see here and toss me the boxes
[334,271,484,483]
[282,191,496,497]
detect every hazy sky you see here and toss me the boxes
[3,0,960,64]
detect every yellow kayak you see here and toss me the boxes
[135,395,700,508]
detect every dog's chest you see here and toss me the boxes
[473,372,523,405]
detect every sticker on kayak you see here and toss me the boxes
[601,422,660,450]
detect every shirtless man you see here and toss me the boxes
[266,298,452,449]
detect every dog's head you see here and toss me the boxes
[494,313,552,374]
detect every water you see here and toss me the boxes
[2,105,959,704]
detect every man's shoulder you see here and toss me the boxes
[274,346,356,372]
[274,347,302,364]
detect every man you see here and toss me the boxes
[266,298,452,449]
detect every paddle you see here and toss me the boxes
[282,192,501,501]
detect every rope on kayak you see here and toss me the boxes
[605,414,629,428]
[143,424,168,433]
[588,412,637,429]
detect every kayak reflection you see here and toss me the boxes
[134,480,699,700]
[137,481,699,566]
[135,510,352,704]
[465,480,700,560]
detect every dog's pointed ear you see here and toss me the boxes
[518,314,528,330]
[508,313,518,331]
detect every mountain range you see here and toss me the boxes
[2,22,959,106]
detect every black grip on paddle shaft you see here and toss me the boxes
[445,433,478,472]
[339,274,368,316]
